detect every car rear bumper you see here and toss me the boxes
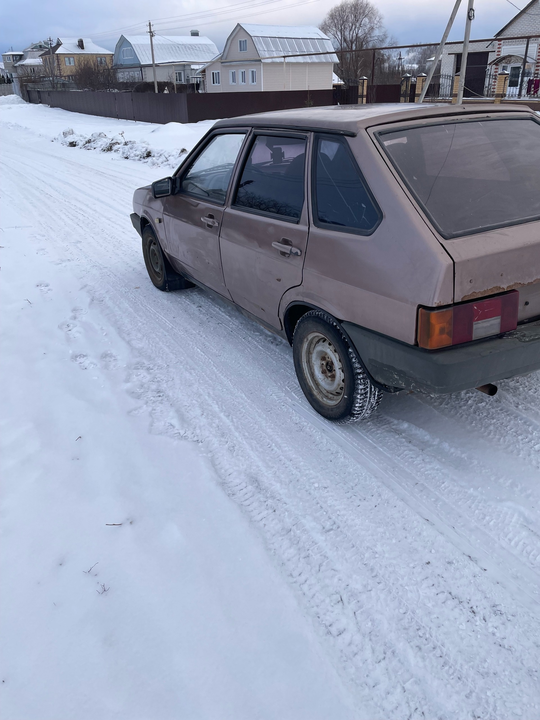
[342,319,540,394]
[131,213,141,236]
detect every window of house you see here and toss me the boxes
[121,47,134,59]
[249,69,257,84]
[5,56,11,62]
[175,70,185,83]
[313,136,380,234]
[97,57,107,66]
[180,133,246,203]
[234,135,307,221]
[211,71,221,85]
[509,66,521,87]
[240,70,246,84]
[64,57,75,66]
[230,70,237,84]
[239,39,247,52]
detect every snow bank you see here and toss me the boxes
[55,127,191,168]
[0,99,215,170]
[0,94,26,105]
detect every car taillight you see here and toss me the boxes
[418,290,519,350]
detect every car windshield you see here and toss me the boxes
[378,117,540,238]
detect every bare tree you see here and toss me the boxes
[320,0,389,86]
[73,58,117,91]
[16,63,48,99]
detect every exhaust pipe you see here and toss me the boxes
[476,383,498,396]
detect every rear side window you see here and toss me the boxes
[180,133,246,204]
[313,136,380,234]
[234,135,307,221]
[378,117,540,238]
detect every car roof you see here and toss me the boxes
[213,103,534,135]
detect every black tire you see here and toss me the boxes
[142,225,193,292]
[292,310,382,423]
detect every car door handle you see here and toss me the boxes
[201,215,219,228]
[271,241,302,257]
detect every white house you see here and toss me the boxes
[203,24,338,93]
[2,42,49,95]
[440,0,539,97]
[113,32,218,85]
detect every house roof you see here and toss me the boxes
[121,35,218,65]
[495,0,540,36]
[236,24,338,63]
[15,57,44,66]
[56,38,113,55]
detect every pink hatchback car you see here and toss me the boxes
[132,103,540,422]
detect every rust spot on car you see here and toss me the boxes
[461,278,540,302]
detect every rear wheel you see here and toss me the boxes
[293,310,382,422]
[142,225,192,292]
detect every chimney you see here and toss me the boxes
[77,38,84,49]
[190,30,199,36]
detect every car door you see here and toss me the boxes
[163,131,247,296]
[219,131,310,329]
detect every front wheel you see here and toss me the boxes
[293,311,382,422]
[142,225,193,292]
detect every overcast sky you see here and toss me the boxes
[0,0,525,55]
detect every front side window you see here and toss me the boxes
[121,47,133,59]
[175,70,184,83]
[180,133,246,204]
[234,135,306,221]
[97,56,107,66]
[230,70,237,84]
[211,71,220,85]
[5,55,11,62]
[249,69,257,84]
[64,57,75,66]
[240,70,246,84]
[239,39,247,52]
[378,117,540,238]
[313,136,380,234]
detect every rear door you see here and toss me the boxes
[163,131,247,296]
[219,131,310,329]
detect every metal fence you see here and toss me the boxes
[26,88,335,124]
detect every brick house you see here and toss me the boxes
[440,0,539,98]
[42,38,113,80]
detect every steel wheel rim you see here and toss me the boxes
[301,331,345,407]
[149,239,163,280]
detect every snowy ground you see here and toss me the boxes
[1,97,539,720]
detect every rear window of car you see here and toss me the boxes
[377,117,540,239]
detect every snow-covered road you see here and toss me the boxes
[1,99,539,719]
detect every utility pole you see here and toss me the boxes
[419,0,463,102]
[47,36,55,88]
[148,21,158,93]
[456,0,475,104]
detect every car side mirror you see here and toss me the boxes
[152,177,173,198]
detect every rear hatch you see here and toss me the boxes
[377,111,540,322]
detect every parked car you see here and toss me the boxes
[131,103,540,422]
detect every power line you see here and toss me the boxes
[152,0,322,32]
[88,0,295,39]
